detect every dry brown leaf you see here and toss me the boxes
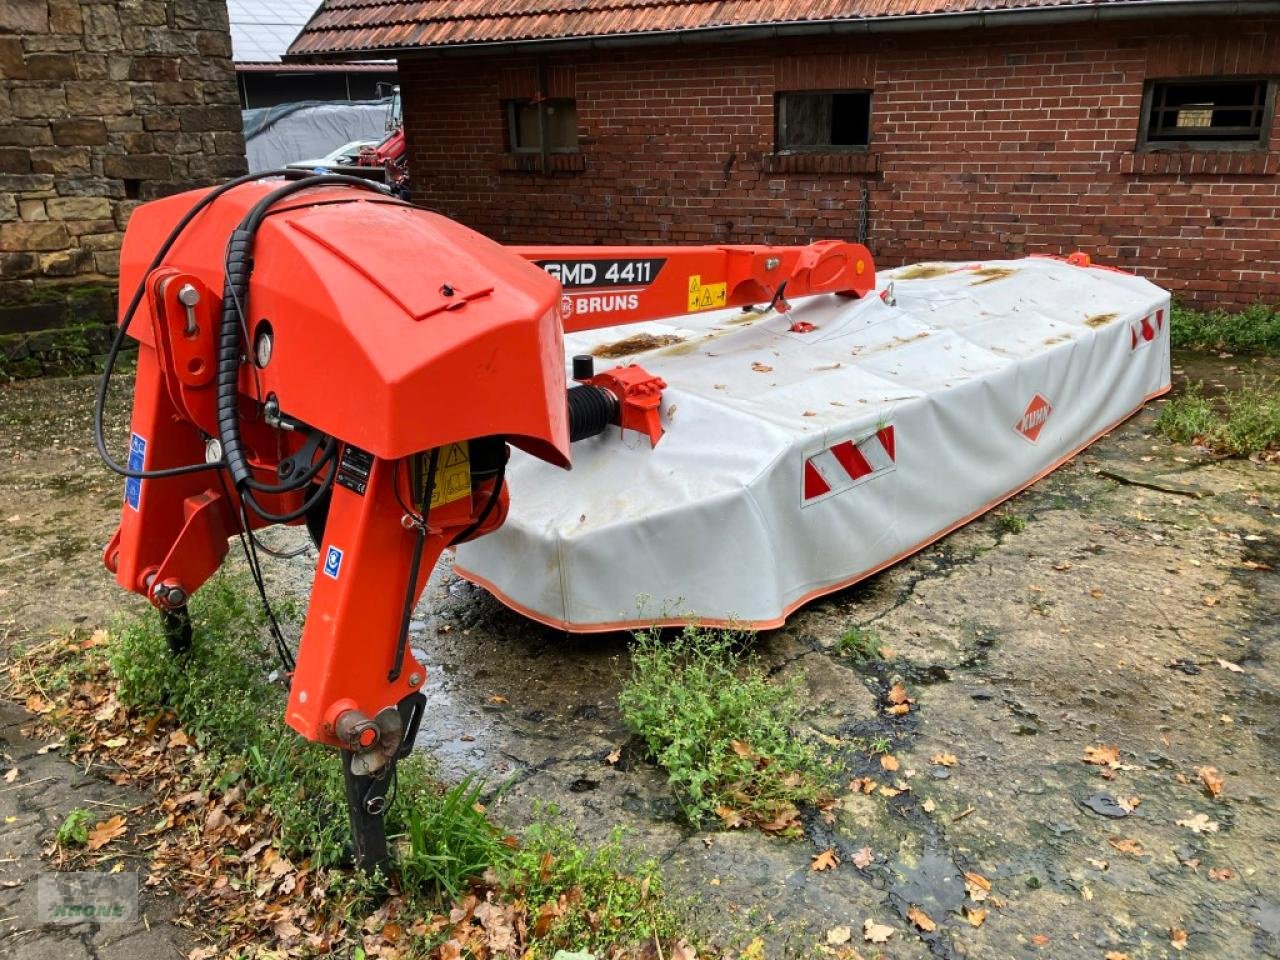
[750,361,773,373]
[1208,866,1235,882]
[826,925,852,945]
[1108,837,1144,856]
[1170,927,1188,951]
[2,768,16,784]
[850,777,877,794]
[487,694,508,704]
[168,729,190,749]
[1197,766,1224,799]
[887,683,914,705]
[811,848,840,872]
[906,905,936,933]
[862,919,895,944]
[964,871,991,901]
[930,752,957,767]
[963,905,987,928]
[25,694,47,713]
[1176,812,1219,834]
[885,703,911,716]
[1117,796,1141,813]
[759,805,800,834]
[86,814,127,851]
[715,805,746,829]
[1031,933,1050,946]
[879,754,900,772]
[1104,953,1131,960]
[1083,744,1120,768]
[1203,595,1219,607]
[851,846,874,869]
[605,747,621,765]
[82,629,110,649]
[730,739,754,758]
[1217,658,1244,673]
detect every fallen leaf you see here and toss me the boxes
[1083,744,1121,768]
[826,925,852,945]
[1117,796,1141,813]
[487,694,508,704]
[1089,588,1105,599]
[167,729,190,749]
[930,753,957,767]
[82,629,110,649]
[878,785,901,798]
[850,777,877,794]
[885,703,911,716]
[1170,927,1188,951]
[1108,837,1144,856]
[880,754,900,772]
[1053,561,1072,571]
[963,905,987,928]
[715,806,745,829]
[730,739,754,758]
[964,871,992,900]
[1031,933,1050,946]
[2,768,16,784]
[1209,866,1235,881]
[1217,658,1244,673]
[1104,953,1131,960]
[759,805,800,834]
[25,694,47,713]
[922,798,937,813]
[887,683,914,705]
[906,905,936,933]
[741,937,765,960]
[86,815,127,851]
[811,848,840,872]
[851,846,874,869]
[862,919,895,943]
[750,361,773,373]
[1176,812,1219,834]
[605,747,621,765]
[1197,766,1224,799]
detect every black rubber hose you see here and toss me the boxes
[567,384,619,443]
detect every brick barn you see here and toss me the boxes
[289,1,1280,308]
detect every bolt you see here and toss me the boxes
[765,257,780,271]
[408,672,422,687]
[166,585,187,606]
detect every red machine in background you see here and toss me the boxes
[98,170,874,870]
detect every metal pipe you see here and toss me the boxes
[287,0,1280,62]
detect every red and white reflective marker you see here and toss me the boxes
[803,426,896,505]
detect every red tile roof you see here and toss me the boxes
[287,0,1209,59]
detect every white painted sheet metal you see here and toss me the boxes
[455,257,1171,632]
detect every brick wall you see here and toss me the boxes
[0,0,247,377]
[398,17,1280,308]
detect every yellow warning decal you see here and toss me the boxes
[687,274,728,312]
[428,442,470,508]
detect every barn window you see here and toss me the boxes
[507,98,579,153]
[1141,79,1272,148]
[776,91,872,152]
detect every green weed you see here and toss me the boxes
[619,626,831,829]
[56,808,93,849]
[836,626,882,662]
[998,513,1027,534]
[1171,302,1280,355]
[1157,378,1280,456]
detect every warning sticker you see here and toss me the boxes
[428,442,471,509]
[687,275,728,312]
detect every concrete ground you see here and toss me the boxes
[0,358,1277,958]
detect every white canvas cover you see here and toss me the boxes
[455,257,1171,632]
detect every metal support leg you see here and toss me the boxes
[341,750,394,875]
[162,606,193,655]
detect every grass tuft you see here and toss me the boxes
[619,626,831,831]
[1171,302,1280,355]
[836,626,883,662]
[1157,378,1280,457]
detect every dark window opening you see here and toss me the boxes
[1142,78,1272,148]
[123,178,141,200]
[506,98,579,154]
[777,91,872,152]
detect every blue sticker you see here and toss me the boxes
[124,433,146,510]
[323,545,344,580]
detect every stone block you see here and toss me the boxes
[20,34,82,54]
[82,4,123,51]
[51,118,108,147]
[25,53,78,81]
[0,124,53,148]
[65,81,132,116]
[11,86,68,118]
[0,300,65,333]
[207,130,245,155]
[152,80,200,105]
[74,53,108,79]
[0,36,25,79]
[102,154,171,181]
[120,132,154,153]
[0,0,48,33]
[48,0,83,34]
[104,115,143,133]
[180,53,232,82]
[107,54,131,81]
[196,30,233,58]
[180,104,241,133]
[0,253,39,280]
[0,194,15,221]
[65,219,117,238]
[0,221,70,253]
[39,248,94,277]
[56,176,125,200]
[95,250,120,274]
[0,148,32,175]
[129,56,180,82]
[46,197,113,221]
[79,232,122,253]
[142,113,181,132]
[31,147,91,176]
[18,200,47,221]
[0,173,57,195]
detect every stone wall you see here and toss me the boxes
[0,0,247,377]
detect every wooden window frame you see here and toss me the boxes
[1138,77,1275,152]
[775,90,873,154]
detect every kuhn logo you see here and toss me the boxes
[1015,394,1053,443]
